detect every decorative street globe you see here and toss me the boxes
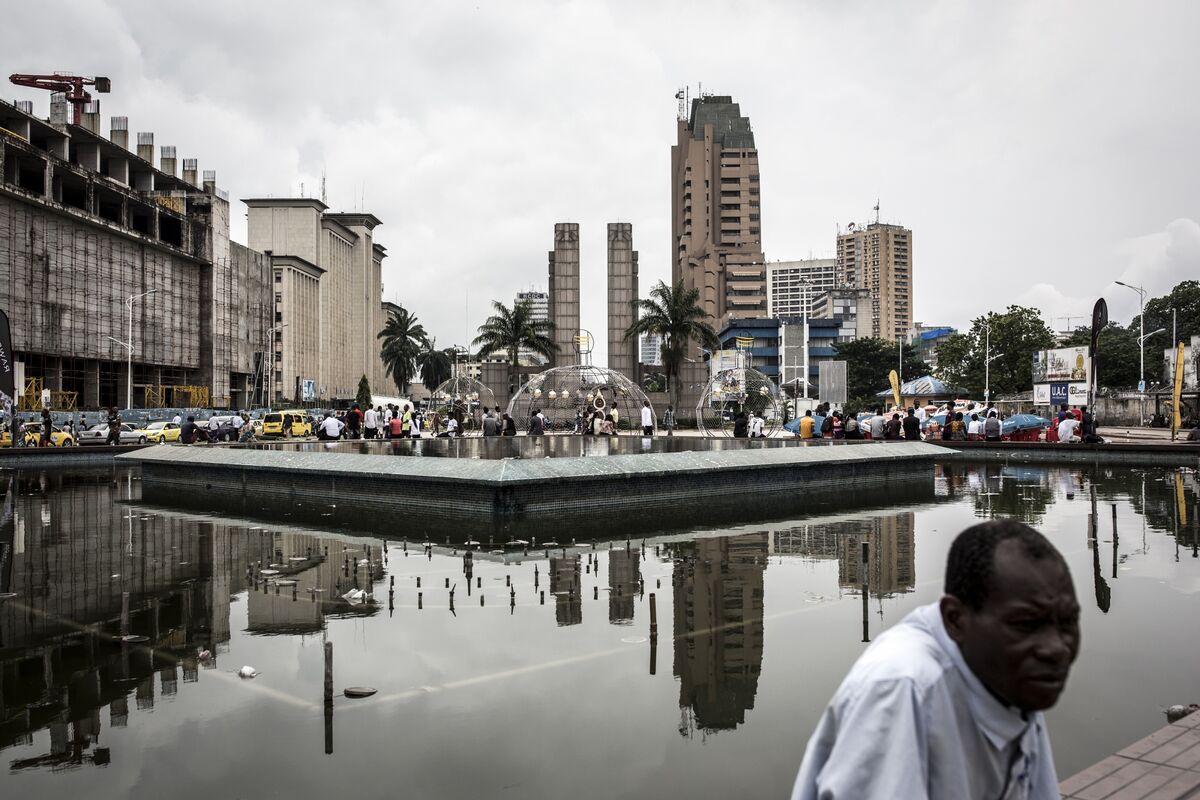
[696,366,782,438]
[507,364,653,434]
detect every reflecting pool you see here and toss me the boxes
[0,463,1197,798]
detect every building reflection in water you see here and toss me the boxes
[0,470,385,770]
[771,512,916,600]
[672,533,767,737]
[608,547,639,624]
[548,556,581,627]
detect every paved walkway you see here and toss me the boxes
[1060,711,1200,799]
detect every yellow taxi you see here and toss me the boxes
[1,422,76,447]
[261,409,312,438]
[139,421,182,443]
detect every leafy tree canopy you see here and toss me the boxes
[833,337,930,411]
[935,305,1055,397]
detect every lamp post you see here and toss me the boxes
[107,289,158,409]
[265,323,288,409]
[1114,281,1148,390]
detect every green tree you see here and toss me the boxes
[417,342,454,393]
[472,300,557,395]
[624,279,720,409]
[355,374,372,409]
[833,337,930,411]
[935,306,1056,397]
[378,306,428,395]
[1131,280,1200,349]
[1062,324,1141,389]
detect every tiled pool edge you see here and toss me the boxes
[120,443,944,536]
[1060,711,1200,799]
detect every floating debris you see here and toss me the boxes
[237,666,259,679]
[344,686,377,698]
[120,634,149,643]
[1166,704,1199,723]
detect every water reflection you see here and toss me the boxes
[670,534,767,736]
[0,464,1197,794]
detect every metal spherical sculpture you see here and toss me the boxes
[431,376,497,436]
[696,366,782,438]
[507,364,653,434]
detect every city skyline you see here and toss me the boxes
[7,1,1198,362]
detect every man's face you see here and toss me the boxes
[942,539,1081,711]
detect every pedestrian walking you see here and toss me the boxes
[364,405,379,439]
[105,407,122,446]
[40,408,53,447]
[640,400,654,436]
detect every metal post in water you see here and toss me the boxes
[323,641,333,755]
[861,540,870,643]
[418,592,423,609]
[649,592,658,636]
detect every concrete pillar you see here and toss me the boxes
[548,223,580,367]
[84,360,100,408]
[607,223,638,380]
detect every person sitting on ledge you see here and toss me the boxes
[791,519,1079,800]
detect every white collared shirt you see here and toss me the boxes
[792,603,1060,800]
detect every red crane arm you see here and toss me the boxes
[8,74,111,124]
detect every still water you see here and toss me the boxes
[0,463,1197,798]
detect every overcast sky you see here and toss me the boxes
[10,1,1200,357]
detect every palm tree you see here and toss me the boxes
[378,306,428,395]
[472,300,557,395]
[625,279,719,409]
[417,341,454,393]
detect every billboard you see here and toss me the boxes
[1032,346,1090,384]
[1032,346,1090,407]
[818,361,847,404]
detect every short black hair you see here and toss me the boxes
[945,520,1063,610]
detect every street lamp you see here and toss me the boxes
[983,321,1003,402]
[107,289,158,409]
[265,323,288,409]
[1114,281,1148,389]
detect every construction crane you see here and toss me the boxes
[9,72,110,125]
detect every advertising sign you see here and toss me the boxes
[1033,345,1090,407]
[301,379,316,402]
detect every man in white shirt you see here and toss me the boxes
[364,406,379,439]
[915,405,927,423]
[1057,415,1079,443]
[640,401,654,436]
[445,416,458,437]
[749,413,765,438]
[792,520,1079,800]
[318,412,344,441]
[172,413,182,426]
[967,413,984,438]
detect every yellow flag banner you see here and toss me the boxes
[1175,471,1188,527]
[889,369,901,408]
[1172,342,1184,440]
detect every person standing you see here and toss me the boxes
[401,404,413,437]
[40,408,53,447]
[105,407,122,446]
[345,405,363,439]
[502,413,517,436]
[868,409,886,441]
[640,400,654,436]
[528,409,545,436]
[663,405,676,437]
[967,412,984,440]
[902,408,922,441]
[791,520,1079,800]
[388,411,403,439]
[364,405,379,440]
[884,412,902,441]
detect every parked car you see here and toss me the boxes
[78,423,145,445]
[1,422,76,447]
[261,410,313,438]
[201,415,242,442]
[139,421,181,443]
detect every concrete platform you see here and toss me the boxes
[120,440,944,538]
[1061,711,1200,799]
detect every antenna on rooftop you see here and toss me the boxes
[675,87,687,122]
[873,199,880,225]
[320,167,327,205]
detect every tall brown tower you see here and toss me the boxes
[547,223,580,366]
[671,94,766,330]
[836,221,913,341]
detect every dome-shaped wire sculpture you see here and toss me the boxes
[696,366,783,437]
[430,376,497,436]
[507,364,653,434]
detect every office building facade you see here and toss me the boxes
[765,258,838,318]
[606,223,639,379]
[515,289,550,366]
[547,223,580,366]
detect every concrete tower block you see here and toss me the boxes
[548,223,580,367]
[607,223,638,380]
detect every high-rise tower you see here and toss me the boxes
[836,221,913,341]
[671,94,766,330]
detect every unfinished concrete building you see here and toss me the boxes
[547,222,579,366]
[0,96,268,409]
[606,223,638,380]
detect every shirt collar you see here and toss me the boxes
[918,603,1033,750]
